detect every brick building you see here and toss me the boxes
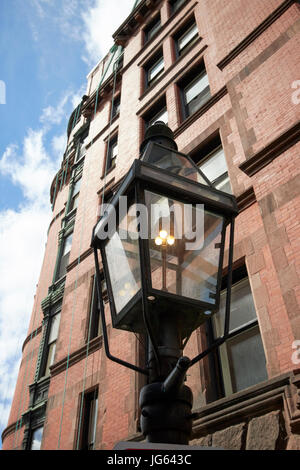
[2,0,300,450]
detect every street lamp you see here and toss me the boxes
[91,122,238,445]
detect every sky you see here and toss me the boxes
[0,0,135,447]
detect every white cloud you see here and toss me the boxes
[81,0,134,66]
[0,90,76,441]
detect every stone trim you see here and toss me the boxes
[66,247,94,273]
[113,0,163,45]
[236,186,256,212]
[239,121,300,176]
[22,325,43,352]
[1,421,19,444]
[217,0,297,70]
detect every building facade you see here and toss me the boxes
[2,0,300,450]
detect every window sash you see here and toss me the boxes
[79,390,98,450]
[44,342,56,376]
[212,276,267,396]
[177,23,198,53]
[30,426,44,450]
[218,325,268,395]
[112,96,120,117]
[145,17,161,42]
[107,139,118,171]
[62,232,73,257]
[197,146,232,194]
[170,0,185,13]
[183,72,210,116]
[48,312,61,344]
[88,277,103,341]
[147,57,164,85]
[147,107,168,127]
[56,232,73,280]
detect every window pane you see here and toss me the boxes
[185,73,209,104]
[48,313,61,344]
[178,23,198,52]
[148,57,164,83]
[62,233,73,256]
[145,18,161,41]
[30,426,44,450]
[199,147,227,182]
[170,0,185,13]
[44,342,56,376]
[226,326,268,393]
[73,178,81,197]
[214,174,232,194]
[214,278,258,337]
[88,396,98,449]
[112,96,120,117]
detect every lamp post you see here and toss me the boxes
[91,122,238,445]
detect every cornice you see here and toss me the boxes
[50,335,103,377]
[113,0,162,46]
[239,120,300,177]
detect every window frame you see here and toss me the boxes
[76,388,99,450]
[105,134,118,173]
[111,94,121,119]
[144,13,161,43]
[169,0,186,15]
[56,231,73,281]
[87,275,105,342]
[197,144,232,194]
[144,52,164,89]
[29,425,44,450]
[174,20,198,58]
[143,97,168,129]
[68,176,82,214]
[180,68,211,119]
[40,307,61,379]
[207,265,267,401]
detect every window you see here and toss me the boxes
[144,14,161,43]
[87,276,104,341]
[42,311,61,377]
[193,135,232,194]
[105,135,118,172]
[144,98,168,128]
[169,0,186,14]
[77,389,98,450]
[175,21,198,57]
[111,94,120,119]
[211,266,268,397]
[76,134,88,162]
[29,426,44,450]
[180,69,211,118]
[68,177,81,213]
[144,53,164,89]
[57,231,73,280]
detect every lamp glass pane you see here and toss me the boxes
[105,205,141,314]
[142,143,209,185]
[140,165,236,210]
[145,190,224,304]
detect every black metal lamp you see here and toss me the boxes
[91,122,238,445]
